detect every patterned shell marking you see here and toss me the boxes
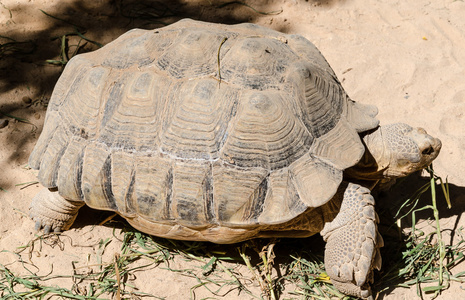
[29,19,379,230]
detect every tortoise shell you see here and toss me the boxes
[29,19,379,239]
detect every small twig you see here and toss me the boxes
[259,242,277,300]
[217,37,228,86]
[15,181,40,190]
[98,213,117,226]
[114,253,121,300]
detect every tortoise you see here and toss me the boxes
[28,19,441,298]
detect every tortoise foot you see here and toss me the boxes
[30,188,85,233]
[321,183,383,299]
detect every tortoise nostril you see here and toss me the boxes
[422,146,434,155]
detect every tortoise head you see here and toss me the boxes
[348,123,442,180]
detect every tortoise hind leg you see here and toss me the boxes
[320,183,383,299]
[30,188,85,233]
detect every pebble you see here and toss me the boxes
[0,119,8,129]
[22,96,32,104]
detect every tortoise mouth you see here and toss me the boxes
[384,165,419,178]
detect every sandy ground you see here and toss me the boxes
[1,0,464,299]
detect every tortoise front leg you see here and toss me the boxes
[30,188,85,233]
[320,183,383,299]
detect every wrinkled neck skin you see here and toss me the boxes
[344,128,392,190]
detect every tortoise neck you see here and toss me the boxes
[344,127,390,183]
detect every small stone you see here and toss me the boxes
[0,119,8,129]
[34,113,41,120]
[22,96,32,104]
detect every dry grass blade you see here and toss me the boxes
[40,10,102,66]
[239,244,265,293]
[0,230,166,298]
[3,165,461,299]
[39,9,84,31]
[239,240,285,299]
[217,1,283,15]
[0,111,37,130]
[377,165,465,298]
[118,0,175,26]
[284,252,346,299]
[15,181,40,190]
[0,35,36,59]
[45,31,102,66]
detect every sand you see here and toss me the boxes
[1,0,464,299]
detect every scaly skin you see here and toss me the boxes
[321,183,382,299]
[30,188,84,233]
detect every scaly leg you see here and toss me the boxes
[321,183,383,299]
[30,188,85,233]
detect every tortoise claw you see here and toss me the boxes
[29,188,84,234]
[34,221,42,232]
[33,218,62,234]
[43,225,52,234]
